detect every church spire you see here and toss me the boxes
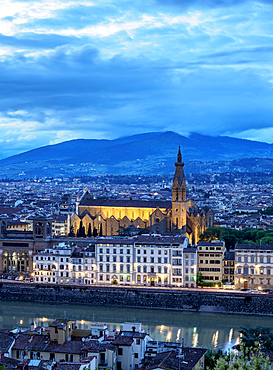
[177,146,182,162]
[172,147,186,202]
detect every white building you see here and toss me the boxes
[33,235,191,288]
[33,243,73,284]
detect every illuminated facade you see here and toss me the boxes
[235,244,273,290]
[197,241,226,285]
[71,148,214,244]
[33,235,191,287]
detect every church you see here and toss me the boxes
[70,148,214,244]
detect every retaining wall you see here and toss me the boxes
[0,283,272,316]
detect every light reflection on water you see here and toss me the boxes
[1,300,273,350]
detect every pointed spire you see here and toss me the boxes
[177,146,182,163]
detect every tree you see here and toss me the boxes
[68,225,75,237]
[87,223,92,237]
[206,347,270,370]
[77,220,86,237]
[93,227,98,237]
[99,224,103,236]
[236,326,273,354]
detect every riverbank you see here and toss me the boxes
[1,282,273,316]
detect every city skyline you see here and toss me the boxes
[1,0,273,157]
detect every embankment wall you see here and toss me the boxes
[0,283,272,316]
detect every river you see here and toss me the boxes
[1,300,273,351]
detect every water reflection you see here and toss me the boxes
[1,301,273,350]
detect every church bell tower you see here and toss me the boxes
[171,147,187,230]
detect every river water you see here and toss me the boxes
[1,301,273,351]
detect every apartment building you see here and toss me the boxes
[197,241,225,285]
[183,247,197,288]
[33,235,190,287]
[33,243,73,284]
[223,251,235,284]
[235,244,273,290]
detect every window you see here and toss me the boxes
[113,249,116,254]
[127,276,130,282]
[261,268,264,275]
[138,266,141,272]
[185,261,189,266]
[118,348,123,356]
[134,353,139,358]
[127,257,130,263]
[137,275,141,282]
[106,248,110,254]
[191,268,194,274]
[164,267,168,274]
[100,264,103,272]
[158,267,161,273]
[143,266,147,273]
[126,265,130,273]
[244,257,248,263]
[158,250,161,255]
[267,257,271,263]
[127,249,130,254]
[137,257,141,263]
[165,250,167,255]
[260,257,264,263]
[251,268,254,274]
[243,267,248,275]
[99,256,103,262]
[238,257,241,262]
[99,248,103,253]
[164,258,168,264]
[106,265,110,272]
[120,249,123,254]
[113,264,116,272]
[113,256,117,262]
[143,250,146,254]
[158,257,161,263]
[238,268,241,274]
[106,256,110,262]
[267,269,271,275]
[251,257,254,263]
[137,250,140,254]
[120,256,123,263]
[99,275,103,281]
[120,265,124,272]
[143,257,147,263]
[151,267,154,273]
[185,268,188,274]
[151,257,154,263]
[120,276,123,282]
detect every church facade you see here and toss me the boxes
[70,148,214,244]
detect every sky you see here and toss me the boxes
[0,0,273,158]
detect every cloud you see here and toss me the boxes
[0,0,272,158]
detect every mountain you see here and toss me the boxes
[0,131,273,178]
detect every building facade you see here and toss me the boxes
[235,244,273,290]
[33,235,192,287]
[197,241,225,285]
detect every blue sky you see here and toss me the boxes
[0,0,273,158]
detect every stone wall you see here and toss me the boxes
[0,283,272,316]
